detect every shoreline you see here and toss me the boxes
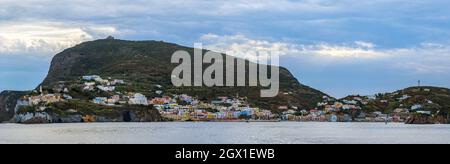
[3,120,442,125]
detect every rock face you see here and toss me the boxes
[12,109,161,124]
[40,39,328,111]
[405,114,434,124]
[13,112,52,124]
[405,114,449,124]
[0,91,28,122]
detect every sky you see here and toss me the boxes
[1,0,450,98]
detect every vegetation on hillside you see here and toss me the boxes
[40,39,327,110]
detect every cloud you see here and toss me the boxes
[1,1,449,47]
[354,41,375,49]
[200,34,450,74]
[0,21,118,55]
[200,34,298,61]
[200,34,387,59]
[388,44,450,74]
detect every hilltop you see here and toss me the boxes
[362,86,450,113]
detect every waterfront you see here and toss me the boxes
[1,122,450,144]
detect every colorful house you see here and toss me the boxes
[93,97,107,104]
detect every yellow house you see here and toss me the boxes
[42,94,63,104]
[207,113,216,119]
[182,112,191,121]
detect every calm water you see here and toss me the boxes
[1,122,449,144]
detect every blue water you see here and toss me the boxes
[1,122,449,144]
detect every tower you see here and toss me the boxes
[40,85,43,96]
[418,80,421,87]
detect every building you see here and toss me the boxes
[398,94,410,101]
[83,75,101,81]
[417,111,432,115]
[93,97,107,104]
[129,93,149,105]
[28,94,63,105]
[83,85,95,91]
[97,85,115,92]
[29,96,42,105]
[107,95,120,104]
[211,99,224,105]
[343,100,358,105]
[63,94,73,100]
[111,79,125,85]
[96,79,110,85]
[84,82,96,86]
[411,104,423,110]
[317,102,328,107]
[150,97,171,105]
[333,102,343,109]
[240,108,254,117]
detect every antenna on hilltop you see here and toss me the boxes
[418,80,421,87]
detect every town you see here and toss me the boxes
[12,75,445,123]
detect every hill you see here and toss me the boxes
[361,86,450,114]
[40,38,328,111]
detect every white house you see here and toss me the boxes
[111,79,125,85]
[84,82,96,86]
[63,94,73,100]
[83,75,101,81]
[129,93,149,105]
[97,86,115,92]
[398,94,410,101]
[317,102,328,107]
[343,100,358,105]
[96,78,109,85]
[411,104,423,110]
[417,111,431,115]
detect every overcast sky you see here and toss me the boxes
[1,0,450,97]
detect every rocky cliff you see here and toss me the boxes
[0,91,28,122]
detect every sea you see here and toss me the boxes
[1,122,449,144]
